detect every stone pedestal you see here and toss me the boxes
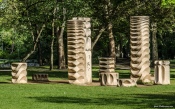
[11,62,27,83]
[67,17,92,84]
[100,73,119,86]
[130,16,152,83]
[154,60,170,85]
[99,57,118,86]
[32,74,48,81]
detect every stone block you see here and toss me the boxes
[100,73,119,86]
[32,74,48,81]
[11,62,27,83]
[118,79,137,87]
[154,60,170,85]
[99,57,115,73]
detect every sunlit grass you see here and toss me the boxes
[0,65,175,109]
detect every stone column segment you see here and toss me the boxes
[118,79,137,87]
[99,57,119,86]
[11,62,27,83]
[154,60,170,85]
[100,73,119,86]
[130,16,152,83]
[67,17,92,84]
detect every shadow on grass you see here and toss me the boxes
[0,81,10,84]
[0,71,11,76]
[30,71,68,79]
[28,92,175,108]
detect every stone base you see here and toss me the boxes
[118,79,137,87]
[32,74,48,81]
[100,73,119,86]
[142,74,154,84]
[11,62,27,83]
[154,60,170,85]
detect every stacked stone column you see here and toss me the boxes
[154,60,170,85]
[130,16,153,83]
[99,57,118,86]
[67,17,92,84]
[11,62,27,83]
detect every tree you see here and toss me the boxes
[162,0,175,7]
[57,7,66,69]
[135,0,175,61]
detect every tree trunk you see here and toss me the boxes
[91,26,106,52]
[22,24,45,62]
[11,41,14,54]
[104,0,116,59]
[37,39,42,66]
[151,22,158,66]
[108,22,116,58]
[57,8,66,69]
[50,7,57,70]
[50,36,54,70]
[57,22,66,69]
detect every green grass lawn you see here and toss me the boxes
[0,66,175,109]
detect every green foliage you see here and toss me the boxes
[0,0,175,61]
[162,0,175,7]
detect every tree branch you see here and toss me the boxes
[22,24,45,62]
[92,26,106,50]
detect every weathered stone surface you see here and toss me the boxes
[11,62,27,83]
[67,17,92,84]
[118,79,137,87]
[99,57,115,73]
[130,16,152,83]
[100,73,119,86]
[154,60,170,85]
[32,74,48,81]
[99,57,119,86]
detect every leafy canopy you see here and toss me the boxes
[162,0,175,7]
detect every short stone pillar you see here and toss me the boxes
[32,74,48,81]
[99,57,119,86]
[154,60,170,85]
[11,62,27,83]
[67,17,92,84]
[118,79,137,87]
[99,57,115,73]
[100,73,119,86]
[130,16,152,83]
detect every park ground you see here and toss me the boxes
[0,59,175,109]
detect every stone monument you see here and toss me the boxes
[11,62,27,83]
[99,57,119,86]
[130,16,153,83]
[154,60,170,85]
[67,17,92,84]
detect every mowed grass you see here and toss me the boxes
[0,65,175,109]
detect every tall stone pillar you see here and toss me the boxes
[11,62,27,83]
[67,17,92,84]
[130,16,152,83]
[154,60,170,85]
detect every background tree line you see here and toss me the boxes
[0,0,175,70]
